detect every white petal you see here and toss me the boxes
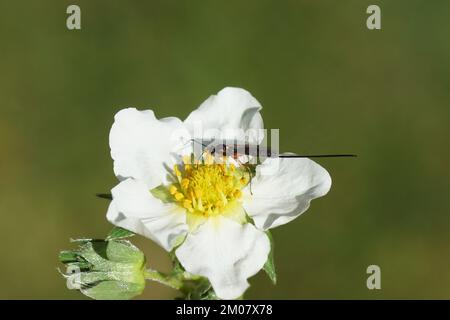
[176,216,270,300]
[184,87,264,144]
[243,157,331,230]
[110,108,191,189]
[106,178,188,251]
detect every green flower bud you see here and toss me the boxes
[59,239,146,300]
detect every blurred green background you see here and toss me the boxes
[1,0,449,299]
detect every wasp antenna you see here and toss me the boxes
[190,138,208,148]
[278,154,357,158]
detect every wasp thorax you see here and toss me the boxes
[169,153,249,216]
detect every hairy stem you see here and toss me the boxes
[144,269,184,290]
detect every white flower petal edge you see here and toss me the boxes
[106,178,188,251]
[175,216,270,300]
[242,157,332,230]
[110,108,189,189]
[184,87,264,144]
[106,88,333,299]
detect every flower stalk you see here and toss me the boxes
[144,269,184,290]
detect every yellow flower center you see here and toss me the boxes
[169,154,249,217]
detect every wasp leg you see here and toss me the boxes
[239,162,253,195]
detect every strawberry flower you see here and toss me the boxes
[106,87,331,299]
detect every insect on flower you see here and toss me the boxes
[103,87,336,299]
[189,138,356,193]
[193,138,357,160]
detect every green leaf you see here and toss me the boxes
[168,233,187,275]
[106,226,135,241]
[180,277,218,300]
[58,250,80,263]
[263,230,277,284]
[81,280,144,300]
[103,239,143,263]
[70,238,92,244]
[169,253,185,275]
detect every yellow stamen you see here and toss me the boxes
[205,153,214,165]
[181,178,190,189]
[183,199,193,211]
[174,165,181,177]
[182,155,191,165]
[174,192,184,201]
[169,185,178,195]
[168,152,249,218]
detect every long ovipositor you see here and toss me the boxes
[192,139,357,159]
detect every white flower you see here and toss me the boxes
[106,87,331,299]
